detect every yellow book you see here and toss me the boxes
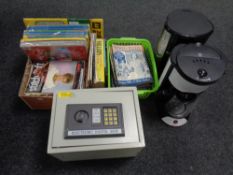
[23,18,68,26]
[94,38,105,87]
[90,19,104,38]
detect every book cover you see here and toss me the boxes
[26,62,49,93]
[26,24,90,31]
[23,30,88,39]
[42,61,77,93]
[20,40,88,62]
[111,45,153,86]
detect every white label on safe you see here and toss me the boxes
[92,108,101,123]
[157,29,171,57]
[68,129,123,136]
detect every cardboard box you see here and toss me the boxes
[18,59,52,109]
[19,18,105,110]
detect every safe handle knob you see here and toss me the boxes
[74,110,89,123]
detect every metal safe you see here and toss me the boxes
[47,87,145,161]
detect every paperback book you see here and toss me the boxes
[42,61,77,93]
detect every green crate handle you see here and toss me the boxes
[119,37,137,40]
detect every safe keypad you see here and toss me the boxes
[103,107,118,126]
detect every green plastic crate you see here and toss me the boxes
[107,37,160,99]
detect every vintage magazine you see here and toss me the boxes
[111,44,153,87]
[42,61,77,93]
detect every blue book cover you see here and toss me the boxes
[27,24,89,31]
[112,45,153,86]
[23,30,88,38]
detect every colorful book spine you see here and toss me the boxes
[86,33,96,88]
[94,38,105,87]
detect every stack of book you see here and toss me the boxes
[86,33,106,88]
[110,44,153,89]
[20,24,89,62]
[20,18,106,96]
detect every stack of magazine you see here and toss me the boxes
[110,44,153,89]
[20,18,106,95]
[20,24,89,62]
[20,21,90,95]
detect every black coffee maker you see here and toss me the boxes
[158,43,225,127]
[156,9,214,75]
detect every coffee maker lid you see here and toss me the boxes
[171,43,226,85]
[166,9,214,38]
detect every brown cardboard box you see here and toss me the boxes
[18,59,52,109]
[18,18,105,109]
